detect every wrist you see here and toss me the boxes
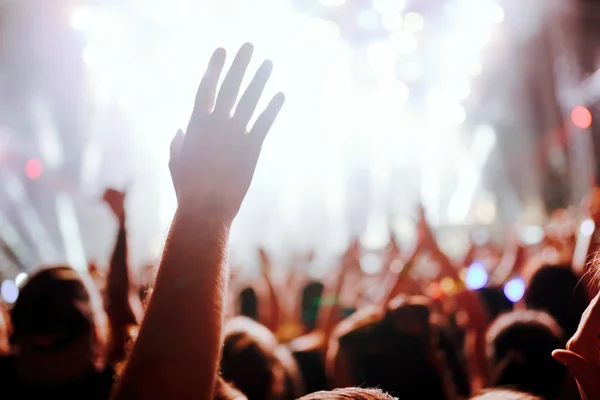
[177,195,236,227]
[176,199,234,229]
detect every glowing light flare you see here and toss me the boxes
[446,78,471,100]
[489,3,505,24]
[465,261,488,290]
[25,158,44,180]
[580,218,595,237]
[397,60,421,82]
[572,106,592,129]
[521,226,543,245]
[381,13,403,32]
[1,279,18,304]
[71,8,94,30]
[390,31,417,54]
[360,253,382,274]
[318,0,347,7]
[372,0,406,14]
[404,12,424,32]
[440,277,456,294]
[504,276,525,303]
[15,272,28,287]
[356,9,381,31]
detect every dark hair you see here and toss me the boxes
[486,310,566,399]
[477,287,513,320]
[524,265,588,338]
[301,281,324,331]
[297,387,395,400]
[11,266,107,361]
[238,287,259,321]
[221,317,303,400]
[327,297,456,399]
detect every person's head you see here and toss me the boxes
[524,265,588,338]
[327,296,458,399]
[477,287,513,321]
[297,387,395,400]
[10,266,108,383]
[221,317,303,400]
[471,389,542,400]
[301,281,324,332]
[238,287,259,321]
[486,310,566,399]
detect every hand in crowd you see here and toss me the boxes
[103,188,127,222]
[169,43,284,222]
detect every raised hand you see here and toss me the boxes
[103,188,127,222]
[170,43,285,224]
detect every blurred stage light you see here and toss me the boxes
[446,77,471,100]
[489,3,505,24]
[521,225,543,245]
[71,8,93,30]
[25,158,44,180]
[503,276,525,303]
[357,9,381,31]
[15,272,27,287]
[403,12,424,32]
[467,59,483,76]
[82,46,99,66]
[445,103,466,126]
[381,13,403,31]
[361,253,382,274]
[1,279,18,304]
[318,0,347,7]
[397,60,421,82]
[372,0,406,14]
[390,31,417,54]
[465,261,488,290]
[571,105,592,129]
[580,218,595,237]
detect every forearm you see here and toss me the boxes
[106,220,130,313]
[114,205,230,399]
[106,219,136,362]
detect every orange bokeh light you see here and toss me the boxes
[571,105,592,129]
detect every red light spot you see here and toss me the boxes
[25,158,43,180]
[572,105,592,129]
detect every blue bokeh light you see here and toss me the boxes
[465,261,488,290]
[504,276,526,303]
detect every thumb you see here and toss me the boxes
[553,349,600,398]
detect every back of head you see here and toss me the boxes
[471,389,542,400]
[328,296,454,400]
[10,266,108,385]
[524,265,588,337]
[298,387,395,400]
[12,266,107,354]
[477,287,513,320]
[221,317,303,400]
[486,310,566,399]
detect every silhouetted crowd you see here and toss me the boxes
[0,44,599,400]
